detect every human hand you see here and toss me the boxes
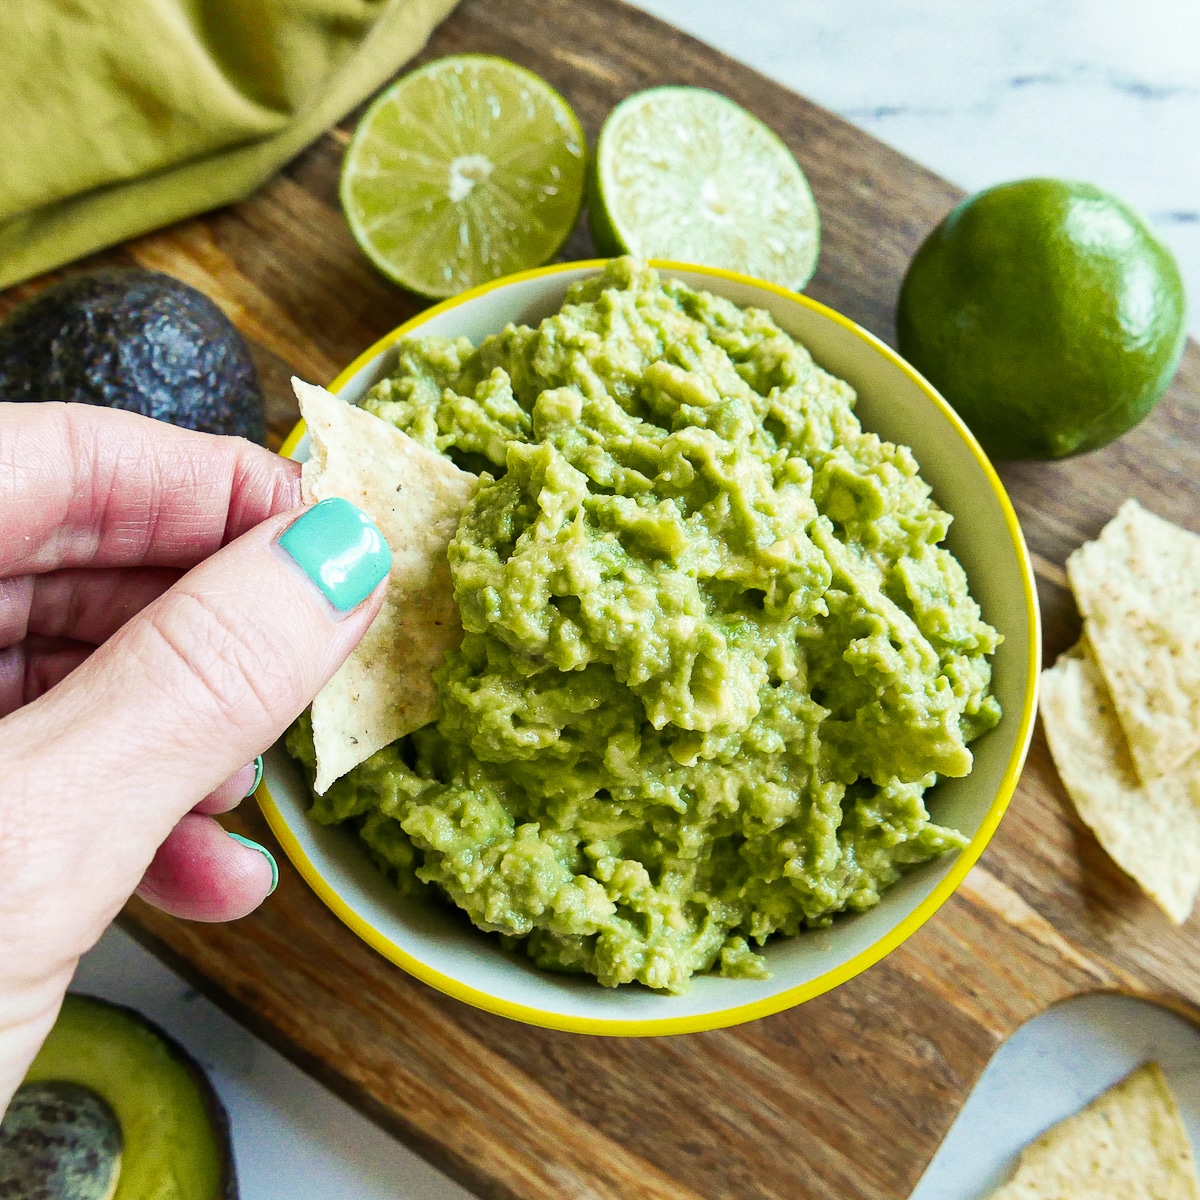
[0,402,391,1109]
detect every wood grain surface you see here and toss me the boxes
[6,0,1200,1197]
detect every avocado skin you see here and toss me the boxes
[0,269,264,443]
[17,994,238,1200]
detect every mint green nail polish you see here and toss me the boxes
[277,497,392,612]
[244,755,264,798]
[228,832,278,895]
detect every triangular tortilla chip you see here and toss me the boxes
[1040,637,1200,923]
[989,1063,1200,1199]
[293,379,478,794]
[1068,499,1200,781]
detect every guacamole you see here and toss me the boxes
[287,258,1001,992]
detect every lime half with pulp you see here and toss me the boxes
[341,56,586,299]
[589,87,820,290]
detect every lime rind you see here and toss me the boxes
[898,177,1187,460]
[590,86,820,291]
[341,55,587,299]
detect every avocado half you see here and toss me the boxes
[0,994,238,1200]
[0,269,264,442]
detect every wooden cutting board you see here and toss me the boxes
[6,0,1200,1196]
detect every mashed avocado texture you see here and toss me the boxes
[287,258,1001,993]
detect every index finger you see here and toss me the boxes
[0,402,301,573]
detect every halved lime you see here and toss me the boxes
[589,87,820,290]
[341,56,586,299]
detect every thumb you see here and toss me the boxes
[4,497,391,917]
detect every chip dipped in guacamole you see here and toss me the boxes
[287,258,1001,993]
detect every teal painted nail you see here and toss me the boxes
[228,833,278,896]
[277,497,391,612]
[244,755,264,798]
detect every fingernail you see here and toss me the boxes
[277,497,391,612]
[244,755,264,798]
[227,832,278,896]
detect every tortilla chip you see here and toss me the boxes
[293,379,478,794]
[989,1062,1199,1199]
[1068,499,1200,782]
[1040,638,1200,923]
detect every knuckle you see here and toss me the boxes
[142,589,292,736]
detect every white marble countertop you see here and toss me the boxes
[72,4,1200,1197]
[636,0,1199,337]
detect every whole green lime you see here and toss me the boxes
[897,178,1187,460]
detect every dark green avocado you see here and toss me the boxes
[0,994,238,1200]
[0,269,264,442]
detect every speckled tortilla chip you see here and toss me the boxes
[1040,638,1200,924]
[988,1063,1199,1199]
[293,379,478,794]
[1068,499,1200,782]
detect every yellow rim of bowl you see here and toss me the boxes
[263,258,1041,1036]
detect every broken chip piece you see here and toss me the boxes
[1040,637,1200,923]
[292,378,478,793]
[1067,499,1200,782]
[988,1062,1200,1199]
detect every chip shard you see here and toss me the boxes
[988,1062,1200,1199]
[293,378,478,793]
[1067,499,1200,782]
[1040,638,1200,924]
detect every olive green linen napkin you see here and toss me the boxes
[0,0,459,289]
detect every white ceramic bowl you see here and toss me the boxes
[260,260,1040,1036]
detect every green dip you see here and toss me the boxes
[287,258,1001,992]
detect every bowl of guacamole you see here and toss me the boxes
[261,259,1039,1034]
